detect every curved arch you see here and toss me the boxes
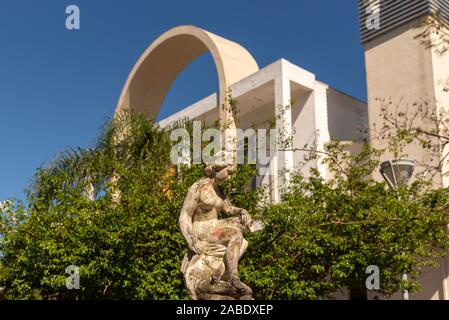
[115,25,259,127]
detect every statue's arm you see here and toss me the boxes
[179,187,199,253]
[222,198,245,216]
[222,194,252,229]
[220,181,242,216]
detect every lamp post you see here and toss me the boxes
[379,158,416,301]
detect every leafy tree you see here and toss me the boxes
[241,142,449,299]
[0,112,261,299]
[1,110,449,300]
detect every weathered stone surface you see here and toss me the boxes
[179,152,255,300]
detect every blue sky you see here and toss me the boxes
[0,0,366,201]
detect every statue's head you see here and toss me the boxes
[205,151,236,184]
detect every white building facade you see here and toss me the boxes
[159,58,367,203]
[115,0,449,299]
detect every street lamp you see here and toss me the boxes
[379,158,415,301]
[379,158,416,190]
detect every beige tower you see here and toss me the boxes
[360,0,449,299]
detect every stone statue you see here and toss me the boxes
[179,152,256,300]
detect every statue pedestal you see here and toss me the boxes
[196,294,252,300]
[182,252,253,300]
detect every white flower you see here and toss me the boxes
[0,199,12,212]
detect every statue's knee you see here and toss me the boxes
[230,232,243,246]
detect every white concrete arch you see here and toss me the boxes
[115,25,259,130]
